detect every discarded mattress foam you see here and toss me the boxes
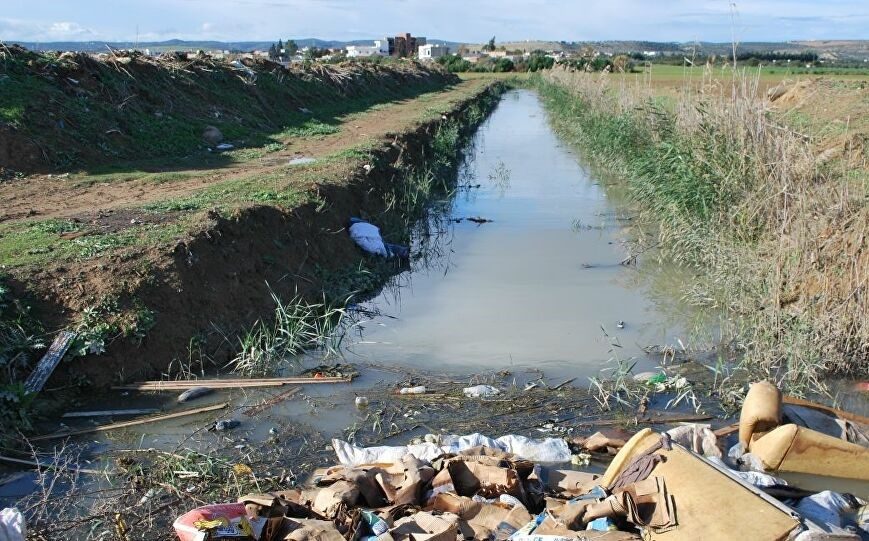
[749,424,869,481]
[332,433,571,466]
[349,221,388,257]
[597,428,800,540]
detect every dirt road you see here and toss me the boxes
[0,79,491,224]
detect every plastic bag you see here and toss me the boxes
[463,385,500,398]
[332,433,571,466]
[349,222,388,257]
[0,508,26,541]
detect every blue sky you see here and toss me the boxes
[2,0,868,43]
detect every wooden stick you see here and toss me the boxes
[583,412,713,427]
[713,423,739,437]
[243,386,301,417]
[0,455,102,475]
[32,402,229,441]
[112,376,351,391]
[62,408,160,418]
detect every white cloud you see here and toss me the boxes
[1,0,868,43]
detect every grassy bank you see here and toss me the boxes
[0,45,457,172]
[534,68,867,392]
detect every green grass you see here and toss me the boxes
[0,217,191,267]
[0,48,456,171]
[278,119,340,138]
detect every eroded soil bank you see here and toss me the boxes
[0,62,505,429]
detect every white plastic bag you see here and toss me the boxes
[462,385,500,398]
[349,222,388,257]
[0,508,25,541]
[332,432,571,466]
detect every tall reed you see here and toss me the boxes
[537,67,867,391]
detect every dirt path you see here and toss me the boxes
[0,79,490,224]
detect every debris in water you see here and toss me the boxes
[616,320,625,329]
[463,384,500,398]
[210,419,240,432]
[177,386,214,403]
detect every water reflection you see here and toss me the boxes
[339,89,694,380]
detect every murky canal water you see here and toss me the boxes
[345,89,687,380]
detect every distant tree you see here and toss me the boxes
[285,39,299,56]
[277,38,284,53]
[527,52,554,72]
[484,36,496,52]
[437,54,471,72]
[493,57,514,72]
[268,43,278,59]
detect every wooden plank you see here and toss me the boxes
[32,402,228,441]
[112,376,351,391]
[62,408,160,418]
[714,423,739,437]
[243,386,301,417]
[24,331,76,394]
[583,412,713,427]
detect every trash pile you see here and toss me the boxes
[173,382,869,541]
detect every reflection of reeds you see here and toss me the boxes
[538,66,867,392]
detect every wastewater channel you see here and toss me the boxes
[2,89,706,506]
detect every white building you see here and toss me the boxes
[418,44,449,61]
[346,40,390,58]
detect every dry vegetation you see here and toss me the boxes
[538,66,867,391]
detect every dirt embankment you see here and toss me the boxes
[0,44,458,172]
[8,82,504,394]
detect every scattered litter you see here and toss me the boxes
[210,419,240,432]
[463,385,500,398]
[398,386,426,395]
[616,320,625,329]
[23,331,76,394]
[214,143,234,151]
[355,396,369,408]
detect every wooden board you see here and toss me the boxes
[32,402,228,441]
[24,331,76,394]
[112,376,351,391]
[62,408,160,418]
